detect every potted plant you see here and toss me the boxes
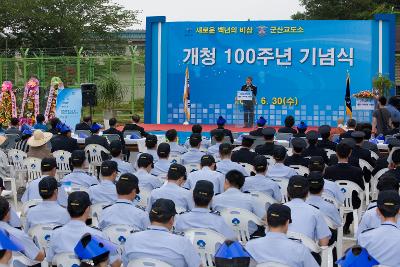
[372,73,394,97]
[97,74,126,129]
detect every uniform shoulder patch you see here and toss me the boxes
[102,204,113,210]
[361,228,376,234]
[288,237,302,243]
[210,210,221,216]
[135,205,146,211]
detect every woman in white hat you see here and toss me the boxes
[27,130,53,159]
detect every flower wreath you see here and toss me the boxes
[0,81,17,125]
[20,78,40,125]
[44,77,64,122]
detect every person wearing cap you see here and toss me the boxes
[266,146,297,179]
[210,116,234,144]
[231,135,257,165]
[0,228,24,266]
[134,153,163,191]
[284,138,310,167]
[207,129,225,156]
[357,190,400,266]
[5,117,21,136]
[317,125,337,151]
[357,175,400,236]
[165,129,187,154]
[62,150,99,188]
[302,130,329,164]
[278,115,297,134]
[48,191,121,266]
[27,129,53,159]
[50,122,79,153]
[14,125,32,153]
[249,116,266,137]
[183,124,211,150]
[372,137,400,176]
[245,203,319,267]
[361,126,380,155]
[379,149,400,182]
[88,160,118,204]
[25,176,70,231]
[184,155,225,194]
[212,170,265,235]
[285,176,331,248]
[242,155,282,202]
[0,196,46,263]
[21,157,68,207]
[122,114,149,138]
[0,178,21,229]
[122,198,201,267]
[151,143,172,177]
[85,123,110,156]
[75,233,117,267]
[175,180,236,240]
[306,172,341,228]
[75,116,92,131]
[216,143,249,176]
[109,140,134,174]
[294,121,307,138]
[147,164,194,212]
[136,134,159,164]
[181,133,206,165]
[349,130,375,168]
[254,127,279,156]
[308,157,345,204]
[99,173,150,230]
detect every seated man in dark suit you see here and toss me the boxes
[339,118,356,140]
[317,125,336,151]
[302,130,329,164]
[324,142,364,234]
[210,116,234,144]
[361,127,379,155]
[372,138,400,176]
[255,128,279,156]
[278,115,297,134]
[349,131,375,169]
[50,123,79,153]
[231,135,257,165]
[85,123,110,160]
[122,114,148,138]
[249,116,266,137]
[284,138,310,167]
[103,118,124,146]
[75,116,92,131]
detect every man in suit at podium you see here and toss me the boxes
[241,77,257,128]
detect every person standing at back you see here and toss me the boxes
[123,114,148,138]
[241,76,257,128]
[372,96,392,136]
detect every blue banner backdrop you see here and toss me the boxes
[56,88,82,131]
[145,16,396,126]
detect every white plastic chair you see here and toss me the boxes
[359,159,373,206]
[370,167,389,200]
[323,215,340,263]
[184,163,201,174]
[239,162,254,174]
[84,144,110,175]
[169,153,182,164]
[256,262,290,267]
[289,165,310,176]
[220,208,262,244]
[370,151,379,160]
[53,150,72,180]
[11,251,40,266]
[135,190,151,209]
[63,183,89,195]
[250,191,277,211]
[53,253,81,267]
[324,149,336,158]
[286,148,293,156]
[271,178,289,203]
[23,157,42,182]
[8,149,27,185]
[335,180,365,240]
[90,202,109,227]
[185,228,225,267]
[103,224,137,247]
[128,258,173,267]
[0,149,17,207]
[28,223,60,250]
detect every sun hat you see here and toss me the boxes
[27,130,52,147]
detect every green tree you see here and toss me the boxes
[292,0,399,20]
[0,0,139,52]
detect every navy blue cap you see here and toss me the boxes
[336,246,379,267]
[273,146,287,160]
[257,116,266,127]
[217,116,227,126]
[288,175,309,189]
[297,121,307,130]
[377,190,400,210]
[56,122,72,134]
[262,127,276,137]
[74,233,117,261]
[291,137,307,149]
[150,198,177,219]
[90,123,102,132]
[194,180,214,197]
[351,131,365,139]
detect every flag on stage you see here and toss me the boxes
[345,73,352,118]
[183,66,191,124]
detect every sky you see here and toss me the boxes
[114,0,304,29]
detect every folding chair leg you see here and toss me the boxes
[337,225,343,258]
[353,210,359,239]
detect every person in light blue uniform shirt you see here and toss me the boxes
[99,173,150,230]
[285,175,331,246]
[123,198,201,267]
[165,129,187,154]
[184,155,225,194]
[181,133,206,165]
[267,146,297,179]
[88,160,118,204]
[216,143,249,176]
[62,150,99,188]
[25,176,70,232]
[306,172,341,228]
[21,157,68,207]
[147,164,193,212]
[175,180,236,240]
[136,135,159,166]
[357,175,400,236]
[246,203,319,267]
[242,155,282,202]
[151,143,172,177]
[183,124,211,150]
[109,140,135,175]
[0,178,20,229]
[212,170,265,234]
[0,196,46,263]
[358,190,400,267]
[134,153,163,191]
[207,129,224,156]
[47,191,121,266]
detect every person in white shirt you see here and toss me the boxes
[152,143,172,177]
[216,143,249,176]
[181,133,206,165]
[134,153,163,191]
[207,129,224,156]
[165,129,187,154]
[267,146,297,179]
[109,140,135,174]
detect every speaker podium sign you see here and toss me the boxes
[145,15,396,126]
[56,88,82,131]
